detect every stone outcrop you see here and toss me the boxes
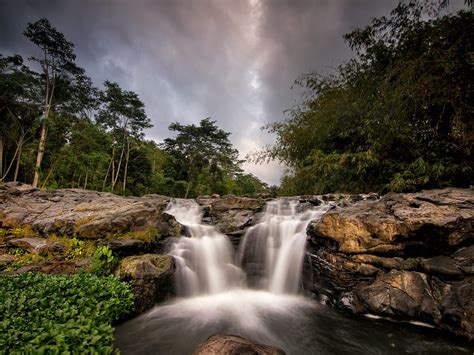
[115,254,175,315]
[0,183,182,242]
[193,334,285,355]
[196,195,266,234]
[305,188,474,338]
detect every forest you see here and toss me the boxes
[0,19,268,198]
[258,1,473,195]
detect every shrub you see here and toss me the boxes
[91,245,118,276]
[0,272,134,353]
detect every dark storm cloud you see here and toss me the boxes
[0,0,403,184]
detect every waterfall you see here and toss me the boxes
[166,198,328,296]
[238,200,328,294]
[166,199,246,296]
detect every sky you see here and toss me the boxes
[1,0,461,185]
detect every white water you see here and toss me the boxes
[166,199,245,296]
[238,200,329,293]
[166,198,328,296]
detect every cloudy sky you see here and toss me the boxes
[0,0,463,184]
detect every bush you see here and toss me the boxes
[0,272,134,353]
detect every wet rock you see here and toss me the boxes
[196,195,265,233]
[193,334,285,355]
[354,270,439,321]
[116,254,175,315]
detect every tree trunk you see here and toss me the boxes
[112,142,125,192]
[13,136,23,182]
[122,139,130,193]
[0,135,3,180]
[103,150,113,191]
[32,122,47,188]
[83,169,88,190]
[40,157,59,189]
[2,140,20,181]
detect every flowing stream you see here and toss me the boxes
[115,199,472,354]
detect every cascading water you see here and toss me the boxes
[166,199,245,296]
[167,198,326,296]
[238,200,328,293]
[115,198,471,355]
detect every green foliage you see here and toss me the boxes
[0,272,133,353]
[261,1,473,194]
[91,245,118,276]
[1,17,268,198]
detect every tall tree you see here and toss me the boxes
[23,18,81,188]
[162,118,241,198]
[97,81,151,193]
[0,54,40,182]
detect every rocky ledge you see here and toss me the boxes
[304,188,474,339]
[0,182,267,314]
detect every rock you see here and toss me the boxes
[39,261,82,274]
[308,188,473,256]
[420,256,463,279]
[305,188,474,338]
[354,270,439,320]
[116,254,175,315]
[7,237,64,256]
[196,195,265,233]
[193,334,285,355]
[0,185,182,240]
[350,254,418,270]
[100,238,147,256]
[0,254,16,263]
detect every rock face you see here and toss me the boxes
[115,254,175,315]
[196,195,266,234]
[305,188,474,338]
[193,334,285,355]
[0,183,182,245]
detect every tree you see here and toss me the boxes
[0,54,40,182]
[259,1,473,194]
[23,18,84,188]
[162,118,242,198]
[97,81,151,193]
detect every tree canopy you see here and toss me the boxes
[162,118,266,198]
[260,1,473,195]
[0,18,267,197]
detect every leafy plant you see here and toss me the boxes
[0,272,134,353]
[91,245,118,276]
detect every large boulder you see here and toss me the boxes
[305,188,474,338]
[193,334,285,355]
[196,195,265,234]
[115,254,175,315]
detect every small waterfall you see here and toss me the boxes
[166,198,328,297]
[166,199,245,296]
[238,200,328,294]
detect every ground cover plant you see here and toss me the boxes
[0,272,134,353]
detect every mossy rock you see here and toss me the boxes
[116,254,175,315]
[116,254,172,279]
